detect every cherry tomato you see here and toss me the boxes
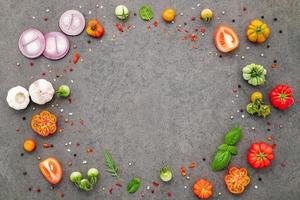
[162,8,176,23]
[251,91,263,103]
[39,157,62,185]
[214,25,239,53]
[23,139,36,152]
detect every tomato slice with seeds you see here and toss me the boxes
[39,157,62,185]
[214,25,239,53]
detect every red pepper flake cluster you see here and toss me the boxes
[153,21,158,27]
[152,181,159,187]
[116,23,124,32]
[189,162,196,169]
[180,166,187,176]
[181,34,198,42]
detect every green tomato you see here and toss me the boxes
[242,63,267,86]
[246,103,258,115]
[70,171,82,183]
[115,5,129,20]
[87,168,99,185]
[79,179,93,191]
[258,104,271,118]
[160,167,172,182]
[56,85,70,97]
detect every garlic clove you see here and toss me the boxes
[29,79,55,105]
[7,86,30,110]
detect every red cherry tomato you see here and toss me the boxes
[39,157,62,185]
[214,25,239,53]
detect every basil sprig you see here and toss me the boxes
[127,178,141,193]
[211,127,243,171]
[139,5,153,21]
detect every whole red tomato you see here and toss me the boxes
[269,84,294,110]
[247,142,274,169]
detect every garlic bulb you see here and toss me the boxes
[29,79,55,105]
[6,86,30,110]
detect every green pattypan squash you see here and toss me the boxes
[242,63,267,86]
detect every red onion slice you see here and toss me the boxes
[43,32,70,60]
[59,10,85,36]
[18,28,45,59]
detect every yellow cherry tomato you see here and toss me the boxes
[246,19,270,43]
[251,91,263,103]
[162,8,176,23]
[200,8,213,22]
[23,139,36,152]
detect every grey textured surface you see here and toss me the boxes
[0,0,299,199]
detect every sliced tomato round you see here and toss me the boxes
[214,25,239,53]
[39,157,62,185]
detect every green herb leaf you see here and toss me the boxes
[139,5,153,21]
[224,127,243,146]
[127,178,141,193]
[103,149,119,177]
[218,144,229,151]
[211,150,232,171]
[228,146,238,155]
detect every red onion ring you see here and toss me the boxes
[18,28,45,59]
[59,10,85,36]
[43,32,70,60]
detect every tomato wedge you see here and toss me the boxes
[214,25,239,53]
[39,157,62,185]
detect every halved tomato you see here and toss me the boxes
[39,157,62,185]
[214,25,239,53]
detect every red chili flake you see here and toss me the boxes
[147,25,151,31]
[184,29,189,33]
[73,53,80,64]
[36,188,41,193]
[194,28,198,32]
[167,192,172,197]
[189,162,196,169]
[177,28,182,32]
[267,135,273,141]
[80,119,85,125]
[76,142,80,147]
[200,28,206,33]
[109,188,113,195]
[30,62,34,67]
[67,98,72,104]
[180,166,187,177]
[152,181,159,187]
[44,17,48,21]
[191,16,196,21]
[153,21,158,27]
[60,193,64,198]
[243,7,247,11]
[42,143,50,148]
[69,68,74,72]
[267,121,271,126]
[86,148,93,153]
[151,189,155,194]
[272,143,277,148]
[233,88,238,93]
[116,182,123,187]
[16,128,21,132]
[191,45,198,49]
[271,63,277,68]
[280,161,286,168]
[190,34,198,42]
[140,192,145,197]
[116,23,124,32]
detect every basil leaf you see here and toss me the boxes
[127,178,141,193]
[224,127,242,145]
[211,150,232,171]
[228,145,238,155]
[218,144,229,151]
[139,5,153,21]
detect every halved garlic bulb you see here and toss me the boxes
[29,79,55,105]
[6,86,30,110]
